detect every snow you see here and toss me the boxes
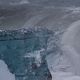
[47,20,80,80]
[0,60,15,80]
[52,72,80,80]
[59,20,80,79]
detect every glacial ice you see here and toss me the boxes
[51,20,80,80]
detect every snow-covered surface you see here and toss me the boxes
[61,20,80,75]
[47,20,80,80]
[52,72,80,80]
[0,60,15,80]
[53,20,80,80]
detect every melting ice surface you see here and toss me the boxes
[61,20,80,75]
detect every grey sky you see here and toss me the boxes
[0,0,80,6]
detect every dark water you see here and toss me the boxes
[0,28,52,80]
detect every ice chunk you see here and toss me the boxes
[0,60,15,80]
